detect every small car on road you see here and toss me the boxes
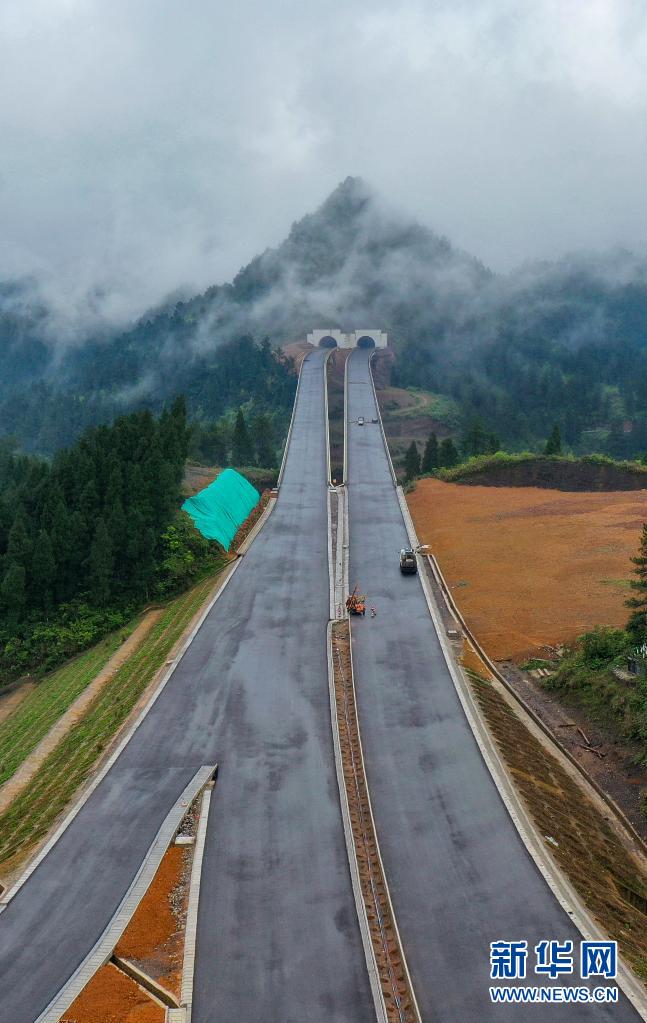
[399,548,418,574]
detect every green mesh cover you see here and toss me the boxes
[182,468,260,551]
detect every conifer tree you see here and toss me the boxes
[1,562,26,621]
[7,507,31,571]
[32,530,56,610]
[421,431,439,473]
[404,441,421,480]
[439,437,459,468]
[232,409,254,466]
[88,517,113,606]
[252,414,277,467]
[544,424,562,456]
[626,523,647,644]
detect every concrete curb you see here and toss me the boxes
[0,562,241,911]
[111,955,177,1008]
[35,765,215,1023]
[179,784,213,1023]
[346,619,422,1023]
[277,348,309,488]
[334,414,421,1022]
[426,548,647,860]
[236,496,276,556]
[323,348,333,485]
[326,622,388,1023]
[2,348,311,908]
[394,490,647,1020]
[368,350,397,485]
[363,352,645,1017]
[343,349,350,484]
[327,488,337,621]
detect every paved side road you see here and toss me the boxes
[0,350,374,1023]
[345,347,640,1022]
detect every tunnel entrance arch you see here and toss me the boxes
[306,329,387,349]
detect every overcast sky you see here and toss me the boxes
[1,0,647,331]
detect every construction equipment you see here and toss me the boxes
[346,585,366,616]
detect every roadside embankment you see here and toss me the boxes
[0,570,228,881]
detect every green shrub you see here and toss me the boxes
[580,626,630,666]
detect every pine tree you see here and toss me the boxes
[463,419,488,458]
[544,424,562,456]
[49,498,70,601]
[421,431,439,474]
[31,529,56,610]
[1,561,26,621]
[626,523,647,644]
[199,422,228,465]
[404,441,421,481]
[252,414,277,467]
[88,517,113,606]
[231,409,254,466]
[7,507,31,571]
[439,438,459,468]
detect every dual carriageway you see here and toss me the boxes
[0,347,642,1022]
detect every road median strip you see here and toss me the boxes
[329,620,421,1023]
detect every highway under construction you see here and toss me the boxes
[0,346,644,1022]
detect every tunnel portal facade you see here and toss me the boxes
[306,329,387,349]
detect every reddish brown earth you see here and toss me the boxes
[64,963,164,1023]
[115,845,189,994]
[283,341,311,369]
[67,844,191,1021]
[408,478,647,661]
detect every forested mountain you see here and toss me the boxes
[2,176,647,457]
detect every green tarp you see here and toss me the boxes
[182,468,260,551]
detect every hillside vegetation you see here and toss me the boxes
[2,178,647,460]
[0,404,226,687]
[435,451,647,491]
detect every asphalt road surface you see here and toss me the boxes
[345,347,640,1022]
[0,349,374,1023]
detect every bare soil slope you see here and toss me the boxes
[408,478,647,661]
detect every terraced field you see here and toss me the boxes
[0,572,222,874]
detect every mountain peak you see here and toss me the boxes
[318,176,373,218]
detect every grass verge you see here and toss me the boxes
[0,572,221,875]
[0,626,137,789]
[466,667,647,983]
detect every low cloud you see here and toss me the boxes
[1,0,646,338]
